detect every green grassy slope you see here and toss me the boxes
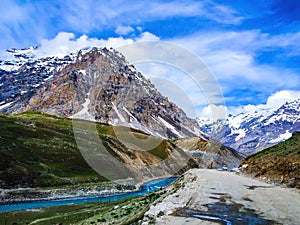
[0,111,104,188]
[240,132,300,188]
[0,111,191,188]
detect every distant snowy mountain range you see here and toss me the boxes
[198,99,300,155]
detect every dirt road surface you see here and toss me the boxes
[142,169,300,225]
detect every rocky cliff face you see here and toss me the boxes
[198,99,300,155]
[0,47,201,139]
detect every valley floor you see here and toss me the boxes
[142,169,300,225]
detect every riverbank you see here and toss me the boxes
[0,180,137,204]
[0,177,176,213]
[142,169,300,225]
[0,192,162,225]
[0,175,178,205]
[0,177,176,225]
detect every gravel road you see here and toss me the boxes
[142,169,300,225]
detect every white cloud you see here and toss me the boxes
[147,1,243,25]
[0,1,47,50]
[170,30,300,93]
[199,1,243,25]
[200,104,227,120]
[230,90,300,115]
[0,0,244,51]
[161,29,300,118]
[115,25,134,35]
[200,90,300,118]
[204,50,299,89]
[135,32,160,41]
[33,31,159,58]
[265,90,300,109]
[172,30,300,54]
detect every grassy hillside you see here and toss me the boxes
[0,111,103,188]
[0,111,197,188]
[240,132,300,188]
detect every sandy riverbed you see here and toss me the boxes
[142,169,300,224]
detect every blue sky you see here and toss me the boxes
[0,0,300,118]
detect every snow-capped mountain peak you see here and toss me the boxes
[198,99,300,155]
[0,46,202,140]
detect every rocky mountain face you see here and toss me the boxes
[0,46,244,180]
[239,132,300,188]
[198,99,300,155]
[0,47,200,139]
[173,137,243,168]
[0,46,77,108]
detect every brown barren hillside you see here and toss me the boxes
[240,132,300,188]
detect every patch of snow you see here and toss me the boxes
[0,63,20,71]
[157,116,183,138]
[231,129,246,141]
[228,114,246,129]
[143,86,150,95]
[122,107,133,118]
[264,115,279,126]
[78,69,86,76]
[0,101,14,110]
[269,130,292,144]
[241,164,248,169]
[122,107,139,123]
[44,75,53,81]
[134,73,143,81]
[112,102,126,123]
[70,93,94,121]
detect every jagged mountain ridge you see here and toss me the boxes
[0,46,78,108]
[199,99,300,155]
[0,46,201,139]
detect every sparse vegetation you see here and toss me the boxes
[240,132,300,188]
